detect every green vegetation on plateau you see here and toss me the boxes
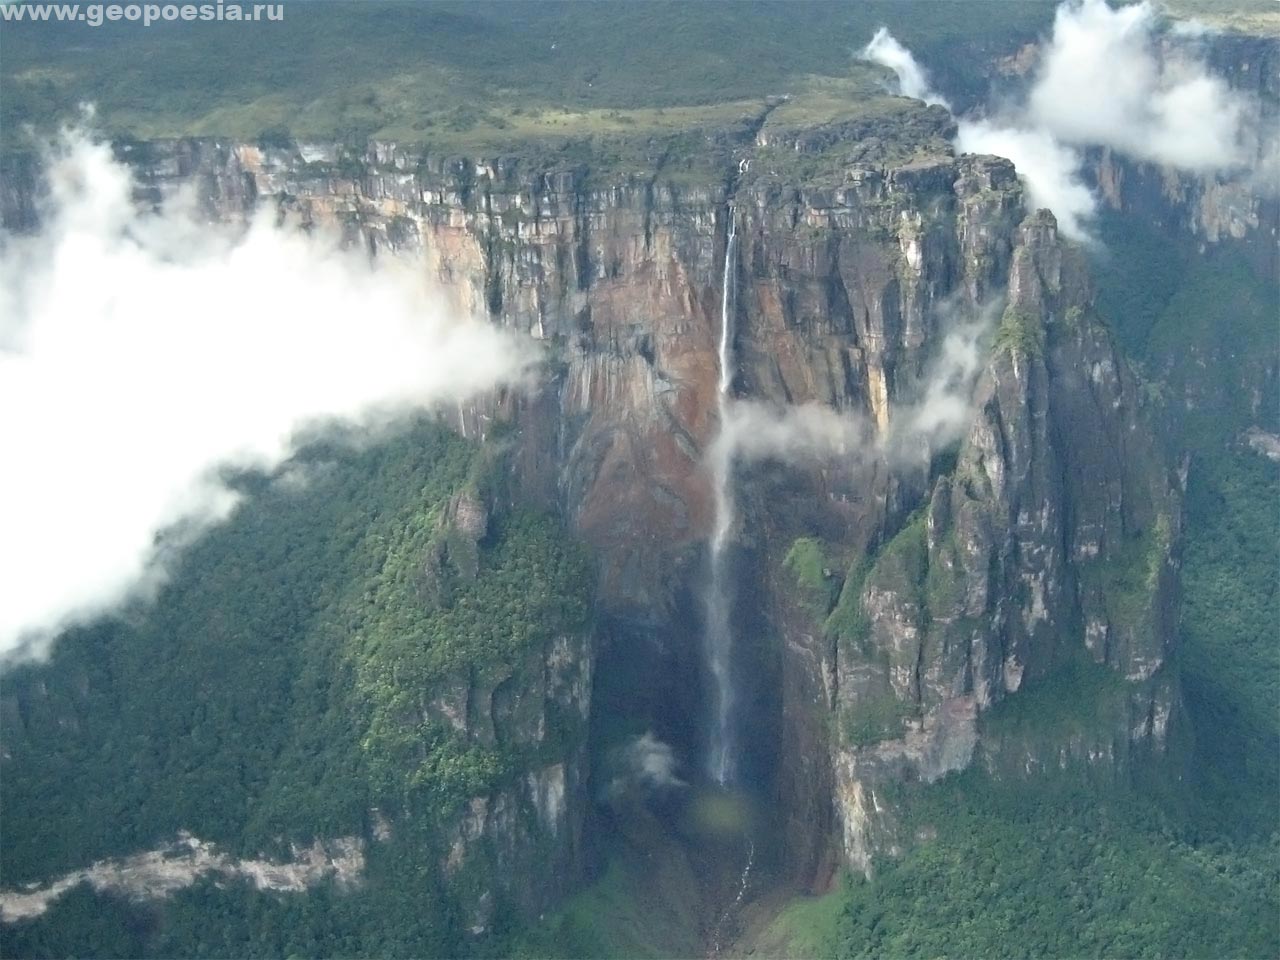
[1160,0,1280,33]
[0,0,1056,156]
[6,0,1266,158]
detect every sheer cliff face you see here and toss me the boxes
[821,213,1181,873]
[1086,142,1279,280]
[4,132,1180,883]
[133,141,1022,612]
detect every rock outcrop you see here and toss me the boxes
[814,212,1181,873]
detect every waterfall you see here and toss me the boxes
[706,209,737,785]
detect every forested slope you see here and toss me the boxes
[1,420,594,957]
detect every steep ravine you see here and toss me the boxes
[6,89,1266,946]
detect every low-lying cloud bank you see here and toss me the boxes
[0,130,528,662]
[1027,0,1249,171]
[863,0,1265,239]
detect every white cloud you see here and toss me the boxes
[0,130,529,662]
[863,1,1259,241]
[721,400,871,465]
[717,300,999,469]
[1169,17,1210,39]
[1028,0,1249,171]
[609,732,686,796]
[899,309,996,445]
[860,23,1095,238]
[954,120,1097,240]
[861,27,952,109]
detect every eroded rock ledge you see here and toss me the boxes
[0,832,364,923]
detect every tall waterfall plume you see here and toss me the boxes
[706,208,738,784]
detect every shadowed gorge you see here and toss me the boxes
[1,2,1277,957]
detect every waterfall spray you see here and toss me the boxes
[706,208,738,785]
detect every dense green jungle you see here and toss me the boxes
[0,2,1276,958]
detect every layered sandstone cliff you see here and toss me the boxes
[0,99,1204,898]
